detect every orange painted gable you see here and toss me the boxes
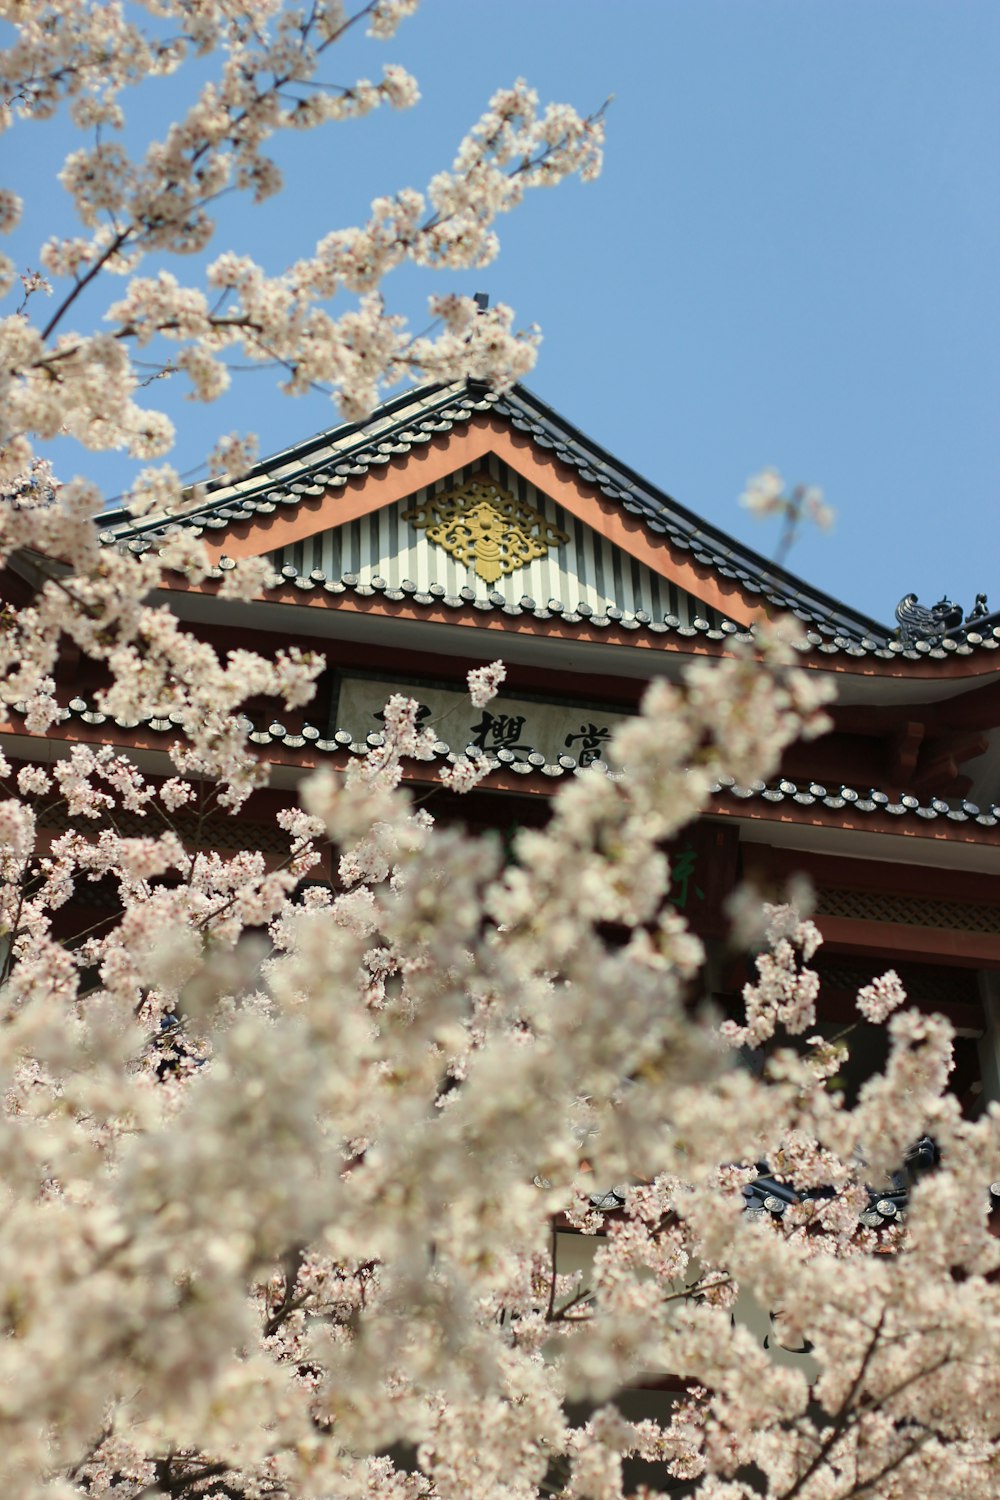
[203,415,764,627]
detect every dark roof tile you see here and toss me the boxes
[95,379,1000,662]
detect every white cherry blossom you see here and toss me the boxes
[0,7,993,1500]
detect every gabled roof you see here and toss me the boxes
[97,380,1000,675]
[101,381,892,639]
[10,377,998,848]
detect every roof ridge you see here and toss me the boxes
[495,384,891,640]
[98,376,892,641]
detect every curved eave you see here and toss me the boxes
[149,571,1000,691]
[5,709,998,855]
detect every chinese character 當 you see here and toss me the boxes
[564,721,612,767]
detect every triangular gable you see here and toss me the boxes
[98,380,892,645]
[262,454,727,629]
[188,406,758,626]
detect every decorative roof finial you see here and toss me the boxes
[894,592,991,644]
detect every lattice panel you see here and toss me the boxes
[812,955,980,1011]
[815,886,1000,935]
[41,806,289,856]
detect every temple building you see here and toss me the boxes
[8,377,999,1123]
[5,376,1000,1468]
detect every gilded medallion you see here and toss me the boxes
[402,474,568,585]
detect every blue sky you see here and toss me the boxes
[7,0,998,628]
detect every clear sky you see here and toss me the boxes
[7,0,999,629]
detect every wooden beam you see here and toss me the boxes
[815,914,1000,969]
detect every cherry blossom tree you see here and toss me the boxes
[0,5,997,1499]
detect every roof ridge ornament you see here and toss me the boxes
[402,472,569,585]
[894,591,991,644]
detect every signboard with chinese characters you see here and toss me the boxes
[329,674,740,934]
[331,672,630,768]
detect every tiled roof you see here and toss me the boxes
[742,1144,1000,1235]
[96,380,1000,666]
[98,381,897,645]
[582,1143,997,1234]
[30,695,1000,832]
[176,557,1000,663]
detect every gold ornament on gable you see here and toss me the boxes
[402,474,569,585]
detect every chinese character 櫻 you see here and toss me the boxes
[469,711,533,756]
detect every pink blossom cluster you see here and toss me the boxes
[467,658,506,709]
[722,903,824,1049]
[1,2,605,497]
[0,588,994,1500]
[856,967,907,1023]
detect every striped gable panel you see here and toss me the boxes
[265,455,725,627]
